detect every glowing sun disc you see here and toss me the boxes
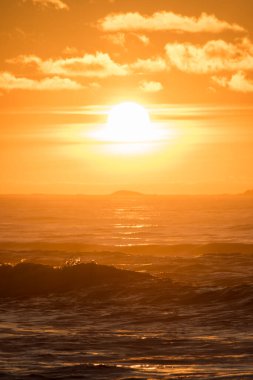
[88,102,170,155]
[103,102,153,143]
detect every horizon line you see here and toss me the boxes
[0,190,252,197]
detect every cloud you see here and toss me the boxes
[23,0,69,10]
[135,34,150,45]
[102,32,150,48]
[102,33,126,47]
[130,57,167,73]
[139,80,163,92]
[0,72,82,91]
[9,52,129,78]
[165,38,253,74]
[98,11,245,33]
[7,37,253,89]
[9,53,167,78]
[88,82,101,89]
[62,46,80,55]
[212,72,253,92]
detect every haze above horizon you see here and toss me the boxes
[0,1,253,194]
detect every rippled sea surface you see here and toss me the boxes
[0,194,253,246]
[0,195,253,379]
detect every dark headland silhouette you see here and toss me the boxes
[243,189,253,196]
[111,190,144,197]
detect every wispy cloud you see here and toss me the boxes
[6,36,253,93]
[62,46,80,56]
[98,11,245,33]
[212,72,253,92]
[165,38,253,74]
[23,0,69,11]
[139,80,163,93]
[130,57,167,73]
[102,32,150,47]
[8,53,167,78]
[135,34,150,45]
[9,52,129,78]
[0,72,81,91]
[88,82,101,89]
[102,33,126,47]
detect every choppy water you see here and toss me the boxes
[0,195,253,379]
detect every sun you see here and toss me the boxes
[89,101,169,154]
[106,102,151,143]
[95,102,157,143]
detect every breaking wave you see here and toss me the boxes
[0,262,149,297]
[0,262,252,314]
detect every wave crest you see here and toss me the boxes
[0,262,149,297]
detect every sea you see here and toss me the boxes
[0,194,253,379]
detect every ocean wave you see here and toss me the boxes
[0,262,253,313]
[228,223,253,232]
[0,262,149,298]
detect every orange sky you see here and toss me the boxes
[0,0,253,194]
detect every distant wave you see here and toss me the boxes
[0,262,253,313]
[228,223,253,231]
[0,262,149,297]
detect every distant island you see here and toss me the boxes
[242,190,253,196]
[110,190,144,197]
